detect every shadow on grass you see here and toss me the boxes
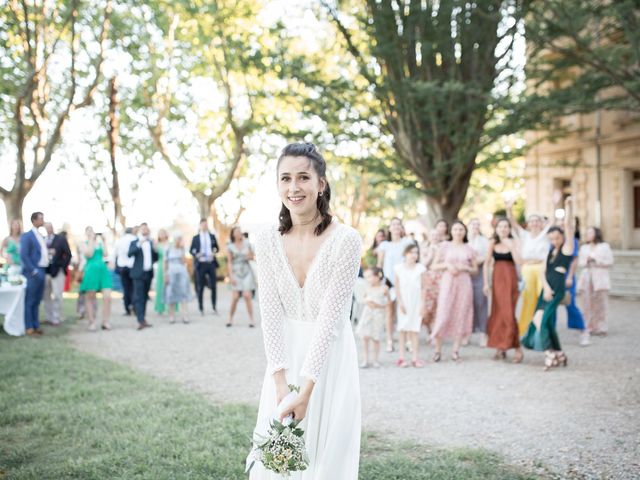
[0,300,547,479]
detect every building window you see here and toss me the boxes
[634,171,640,229]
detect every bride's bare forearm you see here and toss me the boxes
[273,369,287,388]
[300,379,314,400]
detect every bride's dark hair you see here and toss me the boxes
[277,142,332,236]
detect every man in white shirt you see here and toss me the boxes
[114,227,137,315]
[19,211,48,336]
[127,223,158,330]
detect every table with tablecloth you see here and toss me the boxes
[0,283,26,336]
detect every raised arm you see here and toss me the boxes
[506,200,525,238]
[562,197,574,256]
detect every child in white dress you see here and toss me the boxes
[356,267,390,368]
[394,244,426,367]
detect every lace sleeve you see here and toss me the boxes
[300,229,362,382]
[255,228,287,375]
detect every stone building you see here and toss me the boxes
[524,109,640,296]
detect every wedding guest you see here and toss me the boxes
[128,222,158,330]
[506,201,551,335]
[164,234,191,324]
[364,228,387,268]
[190,218,220,315]
[356,267,389,368]
[483,218,523,363]
[79,227,112,331]
[435,219,450,241]
[430,220,477,362]
[421,228,445,334]
[558,224,590,346]
[20,212,48,336]
[577,227,614,336]
[154,229,169,315]
[114,227,136,315]
[522,197,574,371]
[394,244,426,368]
[468,218,489,346]
[43,223,72,326]
[1,219,22,269]
[226,225,256,327]
[377,217,414,352]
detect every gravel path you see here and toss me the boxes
[69,291,640,479]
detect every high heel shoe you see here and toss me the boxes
[556,351,568,367]
[543,351,559,371]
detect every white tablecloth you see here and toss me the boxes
[0,284,26,336]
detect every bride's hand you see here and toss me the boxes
[280,392,310,422]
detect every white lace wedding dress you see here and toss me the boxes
[248,222,362,479]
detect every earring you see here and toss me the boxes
[319,192,323,197]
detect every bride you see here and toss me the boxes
[248,142,362,478]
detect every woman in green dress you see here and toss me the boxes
[154,229,169,314]
[1,219,23,269]
[79,226,112,331]
[521,196,574,371]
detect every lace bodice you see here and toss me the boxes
[255,222,362,383]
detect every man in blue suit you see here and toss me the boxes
[128,222,158,330]
[20,211,49,336]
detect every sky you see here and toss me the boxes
[0,1,527,242]
[0,0,312,241]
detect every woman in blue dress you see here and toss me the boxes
[521,196,574,371]
[164,235,191,324]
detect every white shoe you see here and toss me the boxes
[359,362,370,369]
[579,331,590,346]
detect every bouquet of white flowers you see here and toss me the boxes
[246,385,309,476]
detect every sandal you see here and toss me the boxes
[412,359,425,368]
[493,350,506,360]
[556,351,568,367]
[543,351,559,371]
[512,350,524,364]
[432,352,441,363]
[386,340,394,353]
[451,351,461,362]
[395,358,409,368]
[101,324,112,331]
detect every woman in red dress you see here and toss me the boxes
[484,218,523,363]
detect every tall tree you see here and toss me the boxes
[526,0,640,113]
[313,0,554,223]
[0,0,112,226]
[115,0,284,228]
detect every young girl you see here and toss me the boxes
[394,244,427,367]
[356,267,390,368]
[377,217,414,352]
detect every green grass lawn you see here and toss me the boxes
[0,302,545,479]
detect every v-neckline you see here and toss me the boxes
[277,222,341,290]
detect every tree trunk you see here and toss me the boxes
[2,193,25,229]
[107,76,126,230]
[424,189,469,227]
